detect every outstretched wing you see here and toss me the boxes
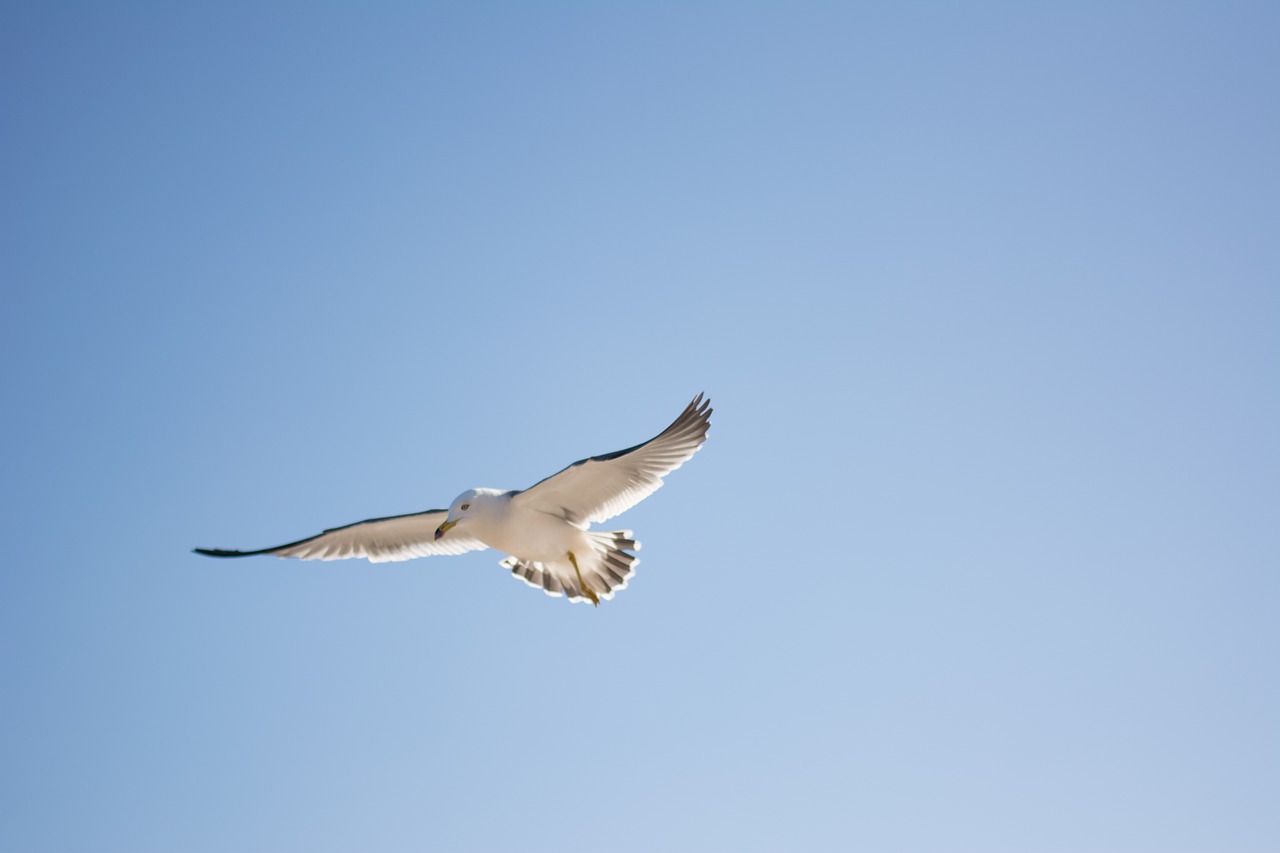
[194,509,487,564]
[512,393,712,526]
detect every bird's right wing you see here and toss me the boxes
[194,509,487,563]
[512,393,712,525]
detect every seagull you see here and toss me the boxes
[194,393,712,605]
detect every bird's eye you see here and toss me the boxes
[460,503,470,511]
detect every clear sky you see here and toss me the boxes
[2,3,1277,851]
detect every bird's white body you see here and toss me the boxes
[439,487,635,604]
[450,489,591,565]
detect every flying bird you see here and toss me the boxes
[195,393,712,605]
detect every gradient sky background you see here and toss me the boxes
[2,3,1277,852]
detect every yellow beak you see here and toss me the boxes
[434,519,458,541]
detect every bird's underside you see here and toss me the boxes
[195,393,712,605]
[503,530,640,606]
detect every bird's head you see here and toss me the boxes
[435,488,498,540]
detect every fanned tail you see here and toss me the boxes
[501,530,640,604]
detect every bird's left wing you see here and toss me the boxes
[512,393,712,525]
[194,509,487,563]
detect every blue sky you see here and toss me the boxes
[2,3,1277,851]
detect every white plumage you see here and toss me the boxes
[195,394,712,605]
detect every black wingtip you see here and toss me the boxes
[193,547,253,558]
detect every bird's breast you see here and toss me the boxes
[478,506,584,563]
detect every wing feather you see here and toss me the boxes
[193,509,487,564]
[513,393,711,525]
